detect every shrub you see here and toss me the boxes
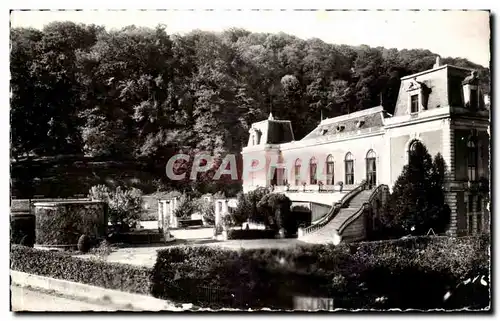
[229,188,270,226]
[78,234,91,253]
[108,187,144,230]
[173,194,196,219]
[194,198,215,226]
[257,193,292,233]
[90,185,145,232]
[226,229,276,240]
[10,245,152,295]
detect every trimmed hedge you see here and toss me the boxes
[35,202,108,246]
[151,235,490,310]
[178,219,203,228]
[227,229,276,240]
[10,245,152,295]
[109,231,165,244]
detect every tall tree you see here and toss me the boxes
[380,142,451,237]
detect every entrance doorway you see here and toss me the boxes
[366,150,377,189]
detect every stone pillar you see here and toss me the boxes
[444,191,458,236]
[215,201,219,226]
[442,119,459,235]
[157,200,163,231]
[158,200,168,231]
[168,200,173,227]
[441,119,455,181]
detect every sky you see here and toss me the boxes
[9,9,491,67]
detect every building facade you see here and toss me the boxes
[241,58,490,237]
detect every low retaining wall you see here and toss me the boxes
[10,270,178,311]
[284,191,346,206]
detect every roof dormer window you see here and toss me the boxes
[462,71,480,111]
[406,78,430,114]
[320,128,328,135]
[410,94,419,113]
[336,125,345,132]
[356,120,365,128]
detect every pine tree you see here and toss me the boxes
[381,142,450,237]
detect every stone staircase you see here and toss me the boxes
[300,190,373,244]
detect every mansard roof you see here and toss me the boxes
[267,119,295,144]
[301,106,385,141]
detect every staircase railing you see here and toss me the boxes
[338,184,388,234]
[299,180,367,237]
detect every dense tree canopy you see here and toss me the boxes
[11,22,490,166]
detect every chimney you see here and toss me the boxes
[433,56,441,69]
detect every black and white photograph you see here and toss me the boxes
[8,8,492,312]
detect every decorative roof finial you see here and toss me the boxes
[268,112,274,120]
[433,56,441,69]
[320,109,323,122]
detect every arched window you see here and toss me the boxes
[366,150,377,188]
[309,157,318,185]
[294,159,301,186]
[409,140,420,153]
[468,138,477,181]
[326,155,334,185]
[408,139,424,163]
[277,152,286,186]
[345,152,354,185]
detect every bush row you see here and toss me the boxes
[226,229,276,240]
[151,235,490,310]
[108,231,165,244]
[10,245,152,295]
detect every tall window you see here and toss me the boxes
[470,89,478,110]
[408,140,423,164]
[477,195,484,234]
[410,94,419,113]
[294,159,301,186]
[309,157,318,185]
[467,195,474,235]
[277,152,286,186]
[409,140,418,152]
[326,155,334,185]
[468,139,477,181]
[345,152,354,185]
[477,213,483,234]
[366,150,377,188]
